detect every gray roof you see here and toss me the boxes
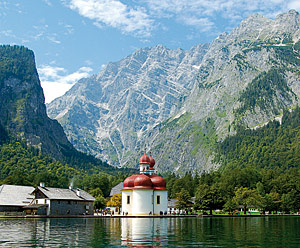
[110,182,123,196]
[168,197,195,208]
[0,185,35,206]
[36,187,95,201]
[168,199,177,208]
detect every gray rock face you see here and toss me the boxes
[47,44,209,166]
[146,10,300,174]
[48,10,300,174]
[0,46,75,160]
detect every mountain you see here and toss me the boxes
[146,10,300,173]
[0,45,77,160]
[47,10,300,174]
[47,44,209,167]
[0,45,120,176]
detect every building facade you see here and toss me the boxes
[122,154,168,215]
[0,184,95,215]
[30,185,95,215]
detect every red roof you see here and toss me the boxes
[122,174,167,190]
[122,154,167,191]
[123,175,138,190]
[149,155,155,168]
[133,174,153,189]
[139,153,150,164]
[149,174,166,190]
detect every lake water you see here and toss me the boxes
[0,216,299,247]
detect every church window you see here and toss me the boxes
[127,195,130,204]
[157,195,160,205]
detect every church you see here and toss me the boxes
[121,153,168,215]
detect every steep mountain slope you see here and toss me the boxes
[48,10,300,174]
[146,10,300,173]
[0,45,75,160]
[0,45,117,175]
[47,44,209,167]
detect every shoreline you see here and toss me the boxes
[0,214,299,219]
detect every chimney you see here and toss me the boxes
[40,182,45,188]
[76,188,81,197]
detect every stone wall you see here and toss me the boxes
[49,200,93,215]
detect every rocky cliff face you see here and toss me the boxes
[146,10,300,173]
[0,45,75,160]
[47,44,209,166]
[47,10,300,174]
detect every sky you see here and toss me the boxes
[1,0,300,103]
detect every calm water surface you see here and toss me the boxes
[0,217,299,247]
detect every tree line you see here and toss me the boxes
[165,106,300,214]
[167,167,300,214]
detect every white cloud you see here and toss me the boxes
[43,0,52,6]
[0,29,15,38]
[67,0,154,37]
[288,1,300,10]
[38,65,93,103]
[180,16,214,32]
[47,35,61,44]
[142,0,294,32]
[63,0,299,38]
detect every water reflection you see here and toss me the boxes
[0,217,299,247]
[121,218,168,247]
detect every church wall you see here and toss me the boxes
[153,190,168,215]
[132,189,153,215]
[122,190,132,214]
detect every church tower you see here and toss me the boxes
[121,153,168,215]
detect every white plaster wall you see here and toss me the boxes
[153,190,168,215]
[132,189,153,215]
[122,191,132,214]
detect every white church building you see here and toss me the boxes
[122,153,168,215]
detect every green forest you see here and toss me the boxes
[163,106,300,213]
[217,106,300,170]
[0,133,134,200]
[1,106,300,213]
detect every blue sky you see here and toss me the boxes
[1,0,299,103]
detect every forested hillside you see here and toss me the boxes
[161,106,300,213]
[0,135,132,197]
[216,106,300,170]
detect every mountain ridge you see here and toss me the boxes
[47,43,209,167]
[47,10,300,174]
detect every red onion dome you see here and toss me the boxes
[149,155,155,169]
[139,153,150,165]
[123,175,138,190]
[150,175,167,190]
[133,174,153,189]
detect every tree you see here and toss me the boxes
[89,188,103,198]
[256,182,265,196]
[281,189,300,213]
[232,187,264,214]
[264,192,281,214]
[194,183,225,215]
[106,193,122,212]
[223,198,237,213]
[175,189,192,210]
[82,174,111,197]
[94,196,106,210]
